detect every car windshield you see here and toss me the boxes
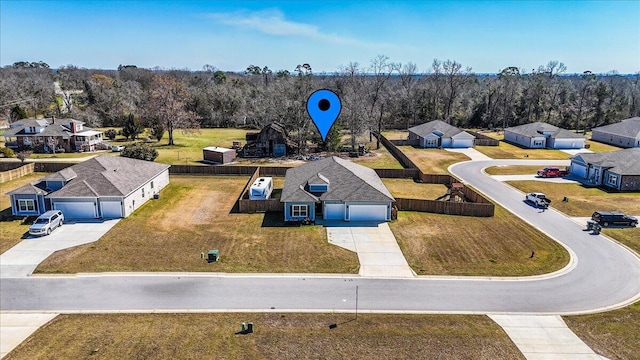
[34,218,49,224]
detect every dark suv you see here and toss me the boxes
[591,211,638,227]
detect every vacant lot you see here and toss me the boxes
[390,206,569,276]
[0,173,48,254]
[399,146,470,173]
[565,301,640,360]
[5,313,523,360]
[36,176,358,274]
[382,179,448,200]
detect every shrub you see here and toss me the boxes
[121,143,158,162]
[105,129,117,140]
[0,147,15,158]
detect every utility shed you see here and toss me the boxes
[203,146,236,164]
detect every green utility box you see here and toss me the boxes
[207,250,219,263]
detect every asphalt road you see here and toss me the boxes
[2,159,639,314]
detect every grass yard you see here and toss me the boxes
[565,301,640,360]
[484,165,549,175]
[35,175,358,274]
[399,146,470,173]
[0,173,48,254]
[391,206,569,276]
[151,128,247,164]
[382,179,448,200]
[4,313,524,360]
[585,139,622,153]
[474,141,570,160]
[381,130,409,140]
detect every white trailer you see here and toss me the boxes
[249,177,273,200]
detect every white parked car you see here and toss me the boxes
[112,145,125,152]
[29,210,64,236]
[526,192,551,208]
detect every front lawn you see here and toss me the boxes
[4,313,524,360]
[382,179,448,199]
[35,176,358,274]
[474,141,570,160]
[391,206,569,276]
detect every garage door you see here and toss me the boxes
[324,203,345,220]
[348,205,388,221]
[53,201,97,219]
[452,139,473,148]
[101,201,123,218]
[571,163,587,178]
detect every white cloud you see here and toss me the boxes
[207,9,382,48]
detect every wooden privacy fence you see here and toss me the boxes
[373,132,419,169]
[238,199,284,213]
[466,131,500,146]
[394,198,494,217]
[389,139,420,147]
[0,163,34,183]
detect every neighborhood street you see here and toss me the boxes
[1,159,639,315]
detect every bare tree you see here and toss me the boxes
[145,75,198,145]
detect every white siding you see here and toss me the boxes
[123,170,170,217]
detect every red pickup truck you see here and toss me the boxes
[537,167,568,178]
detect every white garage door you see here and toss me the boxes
[571,163,587,178]
[324,203,345,220]
[101,201,123,218]
[348,205,388,221]
[53,201,97,219]
[452,139,473,148]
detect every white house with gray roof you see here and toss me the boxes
[591,117,640,148]
[408,120,475,148]
[280,156,395,222]
[2,117,103,153]
[569,148,640,191]
[504,122,585,149]
[7,155,170,218]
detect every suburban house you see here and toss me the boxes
[281,156,395,222]
[504,122,585,149]
[590,117,640,148]
[569,148,640,191]
[408,120,475,148]
[7,155,170,218]
[242,122,296,157]
[2,117,104,153]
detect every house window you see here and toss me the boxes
[150,181,154,189]
[291,205,308,217]
[142,188,145,198]
[607,174,618,185]
[533,140,544,146]
[18,199,36,212]
[28,127,36,133]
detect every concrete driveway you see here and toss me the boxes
[0,219,120,278]
[325,221,415,278]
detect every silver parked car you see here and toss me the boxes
[29,210,64,236]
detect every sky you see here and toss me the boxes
[1,0,639,74]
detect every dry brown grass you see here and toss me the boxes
[5,313,524,360]
[474,141,570,160]
[382,179,448,199]
[565,301,640,360]
[381,130,409,140]
[399,146,470,173]
[0,173,48,254]
[36,176,358,274]
[391,206,569,276]
[484,165,546,175]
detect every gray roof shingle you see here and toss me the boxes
[572,148,640,175]
[6,182,48,196]
[506,122,584,139]
[281,156,394,203]
[44,155,170,198]
[592,117,640,137]
[408,120,468,138]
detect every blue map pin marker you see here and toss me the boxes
[307,89,341,142]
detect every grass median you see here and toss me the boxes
[5,313,524,360]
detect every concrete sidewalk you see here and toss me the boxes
[0,219,119,278]
[490,315,609,360]
[0,313,58,359]
[325,222,415,277]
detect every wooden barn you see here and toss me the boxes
[203,146,237,164]
[242,122,297,157]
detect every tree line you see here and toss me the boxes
[1,58,639,149]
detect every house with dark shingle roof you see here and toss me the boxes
[280,156,395,222]
[569,148,640,191]
[591,117,640,148]
[504,122,585,149]
[7,155,170,218]
[408,120,475,148]
[2,117,104,153]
